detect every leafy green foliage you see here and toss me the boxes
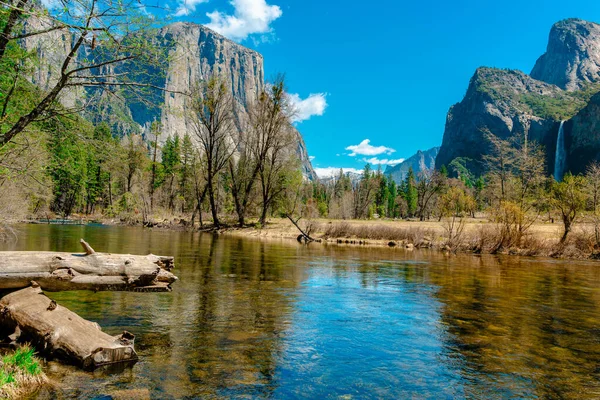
[519,92,586,121]
[401,167,418,217]
[3,347,42,376]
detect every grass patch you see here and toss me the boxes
[321,221,436,246]
[0,345,47,398]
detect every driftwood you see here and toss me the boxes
[284,214,320,243]
[0,285,138,370]
[0,239,177,292]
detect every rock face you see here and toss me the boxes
[567,93,600,174]
[386,147,439,184]
[20,12,82,109]
[130,22,263,132]
[531,19,600,91]
[139,23,317,180]
[23,19,317,180]
[436,19,600,177]
[435,68,564,174]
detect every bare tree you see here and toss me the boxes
[0,0,158,148]
[257,125,297,225]
[230,76,296,226]
[353,164,377,219]
[228,130,257,226]
[189,75,236,228]
[552,174,587,243]
[483,131,515,202]
[586,161,600,244]
[416,169,445,221]
[486,133,546,247]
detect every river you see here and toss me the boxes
[2,224,600,399]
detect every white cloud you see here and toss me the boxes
[205,0,282,41]
[41,0,61,8]
[309,156,315,161]
[345,139,395,157]
[288,93,328,123]
[362,157,405,166]
[314,167,363,179]
[175,0,209,16]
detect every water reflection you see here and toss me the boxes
[2,225,600,398]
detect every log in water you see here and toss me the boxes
[0,285,138,370]
[0,239,177,292]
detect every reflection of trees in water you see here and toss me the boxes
[22,227,307,398]
[161,235,306,398]
[11,226,600,398]
[429,254,600,399]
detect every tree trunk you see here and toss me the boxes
[207,176,220,227]
[0,240,177,292]
[108,173,113,206]
[0,285,138,370]
[259,203,268,226]
[561,218,571,244]
[0,0,28,62]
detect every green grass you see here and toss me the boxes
[3,347,42,376]
[0,345,46,398]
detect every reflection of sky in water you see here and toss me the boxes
[271,258,464,399]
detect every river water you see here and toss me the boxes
[3,224,600,399]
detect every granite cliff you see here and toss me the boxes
[531,19,600,91]
[23,19,317,180]
[436,19,600,177]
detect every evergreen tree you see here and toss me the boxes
[402,167,418,217]
[387,178,397,218]
[375,173,390,217]
[46,118,90,217]
[179,134,195,213]
[161,135,181,211]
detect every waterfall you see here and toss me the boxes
[553,120,566,181]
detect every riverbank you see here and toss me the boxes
[220,217,600,259]
[14,214,600,260]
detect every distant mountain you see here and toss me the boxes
[436,18,600,178]
[386,147,439,184]
[319,171,362,185]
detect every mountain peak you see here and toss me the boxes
[531,18,600,91]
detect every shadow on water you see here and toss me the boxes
[4,224,600,398]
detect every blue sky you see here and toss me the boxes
[150,0,600,177]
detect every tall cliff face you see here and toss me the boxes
[20,13,83,109]
[23,19,317,180]
[130,23,263,133]
[124,22,317,180]
[436,19,600,176]
[386,147,439,184]
[435,68,566,174]
[567,93,600,174]
[531,19,600,91]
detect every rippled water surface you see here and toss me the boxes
[3,224,600,399]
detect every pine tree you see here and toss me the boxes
[402,167,418,217]
[179,134,195,213]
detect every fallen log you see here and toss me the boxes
[0,239,177,292]
[284,214,320,243]
[0,284,138,370]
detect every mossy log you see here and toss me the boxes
[0,239,177,292]
[0,285,138,370]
